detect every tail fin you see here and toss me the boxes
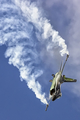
[63,75,77,82]
[64,79,77,82]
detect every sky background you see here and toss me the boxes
[0,0,80,120]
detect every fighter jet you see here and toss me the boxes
[45,54,77,111]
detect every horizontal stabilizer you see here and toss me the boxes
[49,80,53,82]
[52,74,55,77]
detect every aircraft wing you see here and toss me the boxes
[63,75,77,82]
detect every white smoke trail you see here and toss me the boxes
[14,0,69,56]
[0,0,69,105]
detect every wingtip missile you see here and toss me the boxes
[67,54,69,58]
[45,104,49,111]
[66,54,69,61]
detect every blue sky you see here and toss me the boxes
[0,0,80,120]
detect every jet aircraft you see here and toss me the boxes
[45,54,77,111]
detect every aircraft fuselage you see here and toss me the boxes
[50,71,62,95]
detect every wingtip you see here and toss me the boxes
[67,54,69,58]
[66,54,69,61]
[45,104,49,111]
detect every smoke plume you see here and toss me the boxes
[0,0,69,104]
